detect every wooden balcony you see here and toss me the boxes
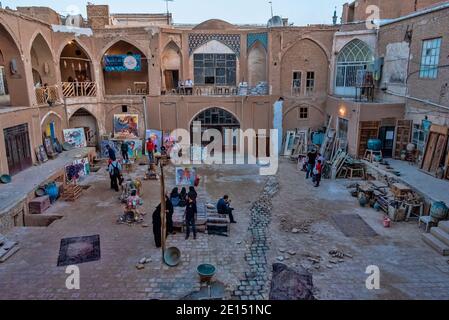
[35,85,59,106]
[62,82,97,98]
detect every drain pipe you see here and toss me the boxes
[142,96,149,133]
[386,90,449,112]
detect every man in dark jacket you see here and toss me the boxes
[184,196,197,240]
[121,142,129,162]
[217,195,236,223]
[106,145,116,161]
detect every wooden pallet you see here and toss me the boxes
[61,185,83,202]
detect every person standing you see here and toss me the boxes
[188,186,198,203]
[108,159,122,192]
[121,142,129,163]
[106,145,116,161]
[314,160,323,188]
[306,150,317,180]
[152,205,162,248]
[146,138,155,164]
[165,193,175,236]
[184,196,197,240]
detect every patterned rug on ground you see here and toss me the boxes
[331,214,378,237]
[57,235,101,267]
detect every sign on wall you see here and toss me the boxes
[103,54,142,72]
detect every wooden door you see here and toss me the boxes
[4,124,32,175]
[429,134,448,173]
[422,132,438,172]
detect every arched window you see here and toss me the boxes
[335,39,374,96]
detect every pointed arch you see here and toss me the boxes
[99,38,148,59]
[0,21,29,106]
[281,36,330,62]
[59,39,95,83]
[30,32,57,86]
[335,39,374,96]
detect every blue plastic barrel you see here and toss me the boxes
[367,139,382,151]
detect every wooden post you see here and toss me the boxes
[159,157,167,261]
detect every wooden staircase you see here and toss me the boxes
[422,221,449,256]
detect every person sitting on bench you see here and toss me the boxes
[217,195,236,224]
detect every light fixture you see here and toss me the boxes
[339,105,346,117]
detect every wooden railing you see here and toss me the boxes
[62,82,97,98]
[35,85,59,105]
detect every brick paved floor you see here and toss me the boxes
[268,159,449,300]
[1,159,449,300]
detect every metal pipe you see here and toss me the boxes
[386,90,449,112]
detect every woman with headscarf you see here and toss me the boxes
[170,187,180,207]
[152,205,162,248]
[188,186,198,203]
[178,187,187,207]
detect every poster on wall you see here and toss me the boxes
[103,54,142,72]
[63,128,87,148]
[146,129,163,148]
[175,167,197,186]
[114,114,139,139]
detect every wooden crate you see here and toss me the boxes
[61,185,83,202]
[391,183,411,199]
[29,196,51,215]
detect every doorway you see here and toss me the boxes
[164,70,179,91]
[379,126,395,158]
[4,124,33,175]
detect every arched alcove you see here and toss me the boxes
[247,41,267,87]
[162,41,182,92]
[0,23,28,106]
[102,40,148,96]
[69,108,99,147]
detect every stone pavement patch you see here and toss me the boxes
[331,214,378,238]
[232,176,279,300]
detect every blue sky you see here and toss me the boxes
[4,0,348,25]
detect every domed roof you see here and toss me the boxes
[267,15,283,28]
[193,19,236,30]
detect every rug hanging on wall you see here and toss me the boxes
[57,235,101,267]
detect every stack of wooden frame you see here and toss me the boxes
[61,184,83,202]
[393,120,413,159]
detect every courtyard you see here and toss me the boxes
[0,158,448,300]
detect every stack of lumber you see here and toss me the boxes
[29,196,51,214]
[61,184,83,202]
